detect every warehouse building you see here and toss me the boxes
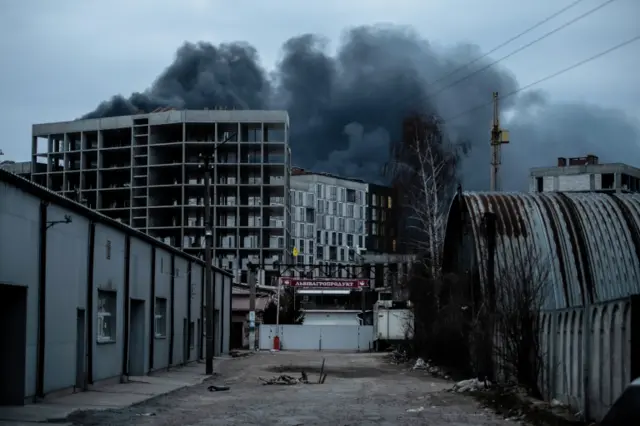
[0,169,233,405]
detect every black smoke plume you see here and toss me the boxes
[83,25,640,190]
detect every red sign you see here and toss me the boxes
[279,278,368,289]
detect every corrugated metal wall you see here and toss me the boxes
[539,299,631,421]
[443,191,640,421]
[445,191,640,309]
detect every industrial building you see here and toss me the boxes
[30,109,292,285]
[530,154,640,193]
[443,191,640,421]
[0,169,233,405]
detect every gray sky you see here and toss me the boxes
[1,0,638,183]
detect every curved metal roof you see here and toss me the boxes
[443,191,640,309]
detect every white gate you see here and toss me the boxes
[259,324,373,351]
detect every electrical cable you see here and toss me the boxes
[430,0,620,97]
[429,0,588,88]
[443,33,640,123]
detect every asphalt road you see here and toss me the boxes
[66,351,518,426]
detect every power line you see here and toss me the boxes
[443,34,640,123]
[431,0,619,97]
[429,0,588,88]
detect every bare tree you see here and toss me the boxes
[491,244,550,398]
[385,113,464,280]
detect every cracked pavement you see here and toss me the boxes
[65,351,519,426]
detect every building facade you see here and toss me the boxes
[0,169,233,405]
[30,110,292,284]
[289,169,411,317]
[366,183,398,254]
[530,155,640,193]
[290,168,369,278]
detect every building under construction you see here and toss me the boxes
[30,109,292,282]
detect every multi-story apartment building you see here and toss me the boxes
[30,109,292,283]
[530,155,640,193]
[289,168,412,313]
[290,168,368,277]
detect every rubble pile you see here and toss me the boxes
[450,377,493,393]
[259,372,310,386]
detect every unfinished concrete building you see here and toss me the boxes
[31,109,292,282]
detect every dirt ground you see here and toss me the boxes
[66,351,520,426]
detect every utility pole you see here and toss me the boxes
[200,152,215,375]
[199,131,237,374]
[490,92,510,191]
[247,262,257,351]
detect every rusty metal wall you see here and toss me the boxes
[444,192,640,309]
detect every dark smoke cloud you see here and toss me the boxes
[83,25,640,190]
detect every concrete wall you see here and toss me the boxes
[538,299,633,421]
[259,324,373,351]
[0,180,232,401]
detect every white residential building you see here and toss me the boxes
[289,169,368,278]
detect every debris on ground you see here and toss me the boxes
[550,398,567,408]
[411,357,451,380]
[406,406,425,413]
[467,384,587,426]
[208,385,231,392]
[259,373,310,385]
[386,347,409,364]
[229,350,252,358]
[412,358,427,370]
[450,377,492,393]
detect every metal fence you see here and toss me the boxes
[259,324,374,351]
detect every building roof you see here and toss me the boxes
[291,167,370,185]
[33,109,290,135]
[0,169,233,277]
[443,191,640,309]
[530,162,640,177]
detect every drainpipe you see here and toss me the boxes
[86,222,96,387]
[121,235,131,381]
[168,255,175,366]
[35,201,48,402]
